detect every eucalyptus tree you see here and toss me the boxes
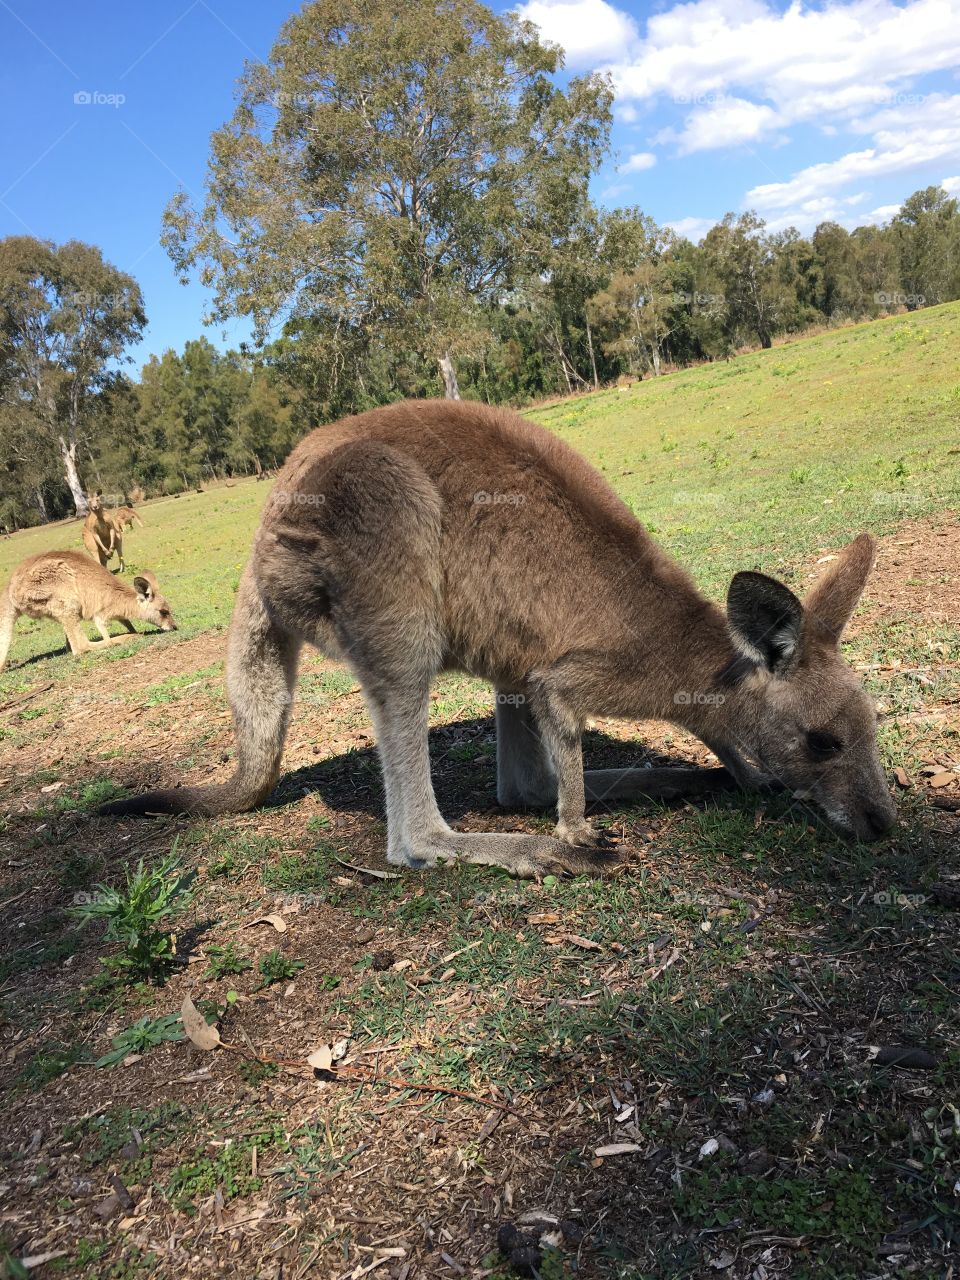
[162,0,611,399]
[0,236,145,515]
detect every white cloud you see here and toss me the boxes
[941,175,960,193]
[746,94,960,210]
[665,215,715,241]
[619,150,657,172]
[598,0,960,152]
[864,202,902,223]
[657,96,780,152]
[515,0,639,67]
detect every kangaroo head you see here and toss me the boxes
[725,534,895,842]
[133,573,178,632]
[88,492,103,513]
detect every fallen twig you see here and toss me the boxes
[0,681,53,714]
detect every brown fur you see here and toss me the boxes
[0,550,177,670]
[101,400,895,872]
[81,495,117,569]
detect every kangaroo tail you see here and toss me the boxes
[0,586,18,673]
[100,566,301,818]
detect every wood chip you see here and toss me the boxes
[594,1142,642,1157]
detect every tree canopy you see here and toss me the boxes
[162,0,612,402]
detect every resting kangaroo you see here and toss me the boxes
[101,400,895,875]
[0,551,177,671]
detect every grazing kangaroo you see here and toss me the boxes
[0,551,177,671]
[82,494,117,570]
[101,400,895,875]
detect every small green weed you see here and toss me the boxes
[70,851,193,982]
[257,948,305,988]
[204,942,252,979]
[96,1012,184,1068]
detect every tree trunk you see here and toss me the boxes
[438,352,461,401]
[650,344,662,377]
[59,436,88,516]
[35,488,49,523]
[585,319,599,391]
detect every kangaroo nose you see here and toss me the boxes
[864,804,894,839]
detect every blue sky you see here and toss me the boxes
[2,0,959,369]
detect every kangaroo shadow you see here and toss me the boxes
[263,715,722,824]
[4,628,168,672]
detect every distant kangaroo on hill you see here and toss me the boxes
[101,400,895,875]
[0,551,177,671]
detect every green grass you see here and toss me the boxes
[3,304,959,688]
[528,303,960,595]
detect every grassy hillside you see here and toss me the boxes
[529,301,960,592]
[2,301,958,685]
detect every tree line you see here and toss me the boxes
[2,0,959,528]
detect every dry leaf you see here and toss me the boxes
[929,771,955,788]
[307,1045,333,1071]
[527,912,559,926]
[334,858,401,880]
[247,913,287,932]
[893,767,910,788]
[181,995,221,1051]
[563,933,602,950]
[594,1142,641,1157]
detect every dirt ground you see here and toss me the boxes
[1,516,958,1280]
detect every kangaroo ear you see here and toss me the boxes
[133,575,152,600]
[804,533,875,645]
[727,571,804,674]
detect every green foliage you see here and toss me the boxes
[0,235,146,522]
[204,943,252,980]
[95,1012,184,1068]
[161,0,612,407]
[70,852,193,982]
[256,948,305,988]
[16,1041,90,1090]
[52,779,129,813]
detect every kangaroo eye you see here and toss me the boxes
[807,730,843,759]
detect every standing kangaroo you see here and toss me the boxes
[102,400,895,874]
[0,551,177,671]
[82,494,117,569]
